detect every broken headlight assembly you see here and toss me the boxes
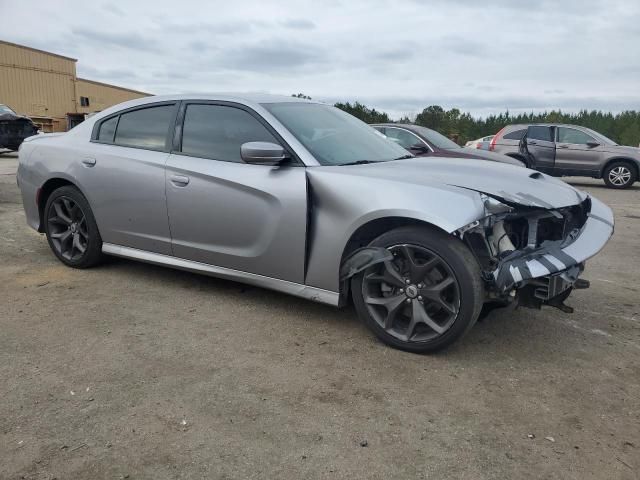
[456,194,593,312]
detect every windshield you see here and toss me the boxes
[262,103,410,165]
[0,104,16,115]
[411,125,461,149]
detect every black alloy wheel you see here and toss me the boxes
[47,196,89,261]
[44,186,103,268]
[352,226,483,353]
[362,244,460,343]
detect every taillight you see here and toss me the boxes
[490,128,504,151]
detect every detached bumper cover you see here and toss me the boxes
[493,196,614,291]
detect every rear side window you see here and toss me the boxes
[503,129,526,140]
[97,116,118,142]
[114,105,175,150]
[527,126,553,142]
[180,104,278,162]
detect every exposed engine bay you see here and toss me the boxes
[457,194,598,313]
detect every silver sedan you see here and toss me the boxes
[17,94,614,352]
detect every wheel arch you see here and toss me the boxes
[505,152,528,165]
[337,216,451,306]
[600,157,639,178]
[37,177,82,232]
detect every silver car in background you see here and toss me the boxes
[17,94,614,352]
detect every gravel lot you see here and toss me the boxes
[1,151,638,479]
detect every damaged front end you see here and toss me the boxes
[457,192,614,313]
[0,112,39,151]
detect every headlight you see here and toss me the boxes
[481,194,512,215]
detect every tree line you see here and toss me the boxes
[292,94,640,146]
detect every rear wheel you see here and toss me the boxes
[351,226,483,353]
[44,186,103,268]
[603,161,636,189]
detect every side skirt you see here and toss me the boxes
[102,243,340,307]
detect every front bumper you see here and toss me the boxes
[492,196,614,292]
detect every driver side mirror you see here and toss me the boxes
[586,141,600,148]
[409,143,428,152]
[240,141,290,166]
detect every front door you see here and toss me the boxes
[555,126,605,174]
[165,102,308,283]
[524,125,556,172]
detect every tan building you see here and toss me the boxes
[0,40,150,132]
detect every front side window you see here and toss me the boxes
[384,128,423,149]
[557,127,596,145]
[114,104,175,150]
[262,103,409,165]
[527,126,553,142]
[181,104,278,162]
[97,116,118,142]
[412,126,459,149]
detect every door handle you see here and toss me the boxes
[557,145,569,149]
[528,141,537,145]
[170,175,190,186]
[81,157,96,167]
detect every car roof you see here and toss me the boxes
[503,123,593,129]
[371,123,428,134]
[128,92,317,106]
[83,93,320,126]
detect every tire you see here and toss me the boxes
[351,225,483,353]
[603,161,637,189]
[44,185,103,268]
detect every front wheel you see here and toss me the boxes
[352,226,483,353]
[603,161,637,189]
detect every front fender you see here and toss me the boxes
[304,170,485,293]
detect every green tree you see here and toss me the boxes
[334,101,390,123]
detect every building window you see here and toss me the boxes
[80,96,90,107]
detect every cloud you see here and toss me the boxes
[0,0,637,118]
[280,19,316,29]
[216,40,326,72]
[71,28,161,52]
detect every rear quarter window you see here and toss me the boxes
[97,116,118,142]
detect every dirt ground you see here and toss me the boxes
[1,151,638,480]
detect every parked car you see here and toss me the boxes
[371,123,524,167]
[491,123,640,189]
[465,135,494,149]
[0,104,39,151]
[17,94,613,353]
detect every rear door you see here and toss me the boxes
[555,126,605,174]
[524,126,555,172]
[83,102,177,254]
[165,101,308,283]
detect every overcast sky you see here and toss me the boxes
[2,0,639,118]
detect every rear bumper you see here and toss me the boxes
[493,196,614,291]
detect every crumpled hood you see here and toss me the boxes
[323,157,587,209]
